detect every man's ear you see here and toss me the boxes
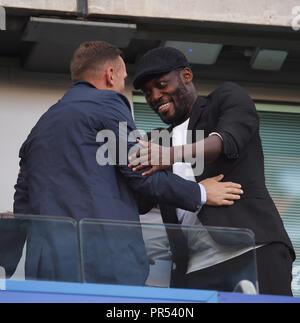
[181,68,193,84]
[105,66,115,88]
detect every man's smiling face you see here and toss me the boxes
[141,69,194,126]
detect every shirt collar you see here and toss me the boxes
[73,80,96,88]
[173,118,190,131]
[168,96,206,133]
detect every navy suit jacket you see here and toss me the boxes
[10,81,203,284]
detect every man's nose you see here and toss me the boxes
[150,88,163,103]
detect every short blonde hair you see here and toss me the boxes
[70,41,122,82]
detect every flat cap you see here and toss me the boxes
[133,47,190,90]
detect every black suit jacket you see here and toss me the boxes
[159,82,295,270]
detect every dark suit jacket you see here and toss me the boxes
[9,80,203,284]
[0,217,26,278]
[159,82,295,281]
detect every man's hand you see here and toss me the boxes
[201,175,243,207]
[128,140,173,176]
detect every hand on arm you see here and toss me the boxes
[200,174,243,207]
[128,134,223,176]
[128,139,176,176]
[101,93,203,212]
[128,137,242,207]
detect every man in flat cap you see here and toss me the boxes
[130,47,295,296]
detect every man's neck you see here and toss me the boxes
[172,91,198,127]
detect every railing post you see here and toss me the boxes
[0,266,6,291]
[0,6,6,31]
[77,0,88,19]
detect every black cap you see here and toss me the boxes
[133,47,191,90]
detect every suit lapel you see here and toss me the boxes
[188,96,207,132]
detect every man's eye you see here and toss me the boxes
[158,82,167,88]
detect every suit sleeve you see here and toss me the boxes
[214,82,260,160]
[135,193,157,215]
[0,218,26,278]
[0,145,28,278]
[100,93,202,212]
[13,144,30,214]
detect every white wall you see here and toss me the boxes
[1,0,299,28]
[0,0,77,12]
[88,0,300,27]
[0,62,71,212]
